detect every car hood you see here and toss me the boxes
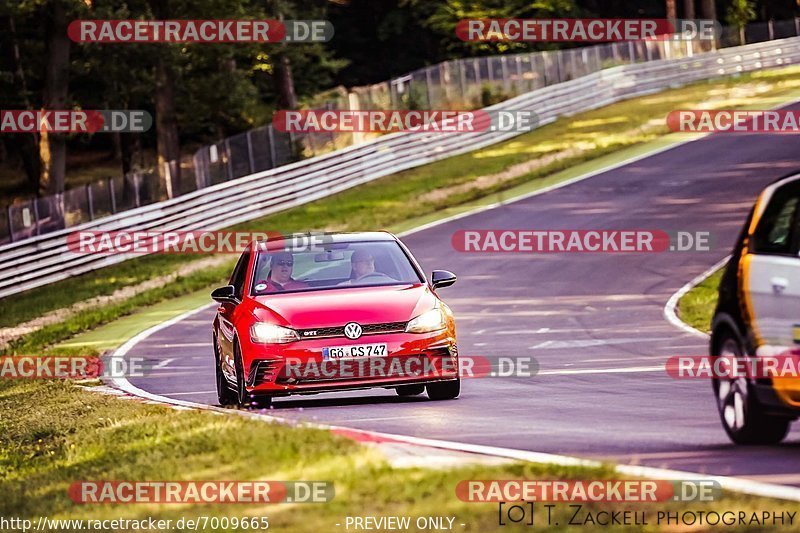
[251,283,435,328]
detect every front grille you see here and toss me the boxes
[298,321,407,339]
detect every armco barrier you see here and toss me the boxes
[1,37,799,300]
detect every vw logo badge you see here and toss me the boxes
[344,322,362,340]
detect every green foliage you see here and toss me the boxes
[479,83,510,106]
[726,0,757,29]
[404,0,579,57]
[678,268,724,333]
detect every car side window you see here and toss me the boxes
[752,183,800,256]
[230,250,251,300]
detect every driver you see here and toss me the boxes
[258,252,308,292]
[339,249,380,286]
[351,249,376,280]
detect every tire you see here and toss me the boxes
[427,379,460,400]
[214,335,237,406]
[713,332,790,445]
[396,384,425,397]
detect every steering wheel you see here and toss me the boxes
[358,272,394,282]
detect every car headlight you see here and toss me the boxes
[250,323,299,344]
[405,308,446,334]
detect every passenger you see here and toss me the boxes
[258,252,308,292]
[339,249,383,286]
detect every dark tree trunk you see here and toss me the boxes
[155,57,181,197]
[700,0,716,21]
[666,0,677,20]
[683,0,695,19]
[274,53,298,110]
[5,15,41,189]
[39,0,70,197]
[269,0,297,111]
[150,0,181,197]
[120,133,139,175]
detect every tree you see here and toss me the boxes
[666,0,677,19]
[727,0,756,44]
[1,13,40,189]
[38,0,71,196]
[683,0,695,19]
[405,0,580,57]
[699,0,716,21]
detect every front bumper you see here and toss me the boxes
[240,330,459,396]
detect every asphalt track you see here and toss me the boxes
[126,122,800,486]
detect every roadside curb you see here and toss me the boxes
[663,256,729,339]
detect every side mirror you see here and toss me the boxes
[211,285,238,304]
[431,270,457,289]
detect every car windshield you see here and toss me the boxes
[251,240,424,295]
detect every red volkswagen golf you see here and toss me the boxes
[211,232,460,407]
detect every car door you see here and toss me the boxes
[745,179,800,354]
[217,248,251,378]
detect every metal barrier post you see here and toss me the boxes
[246,130,255,174]
[32,200,40,235]
[6,205,13,243]
[224,139,234,181]
[109,177,117,214]
[86,184,94,220]
[268,125,278,167]
[424,67,433,108]
[133,173,141,208]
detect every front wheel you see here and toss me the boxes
[713,333,790,445]
[214,335,237,406]
[427,379,460,400]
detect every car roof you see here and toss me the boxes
[252,231,398,251]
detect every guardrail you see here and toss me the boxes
[1,36,799,300]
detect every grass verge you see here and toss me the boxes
[4,66,800,353]
[676,268,725,334]
[1,378,797,532]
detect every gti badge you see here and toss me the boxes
[344,322,362,340]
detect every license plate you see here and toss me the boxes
[323,343,388,360]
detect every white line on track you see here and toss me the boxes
[536,366,664,376]
[530,337,673,349]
